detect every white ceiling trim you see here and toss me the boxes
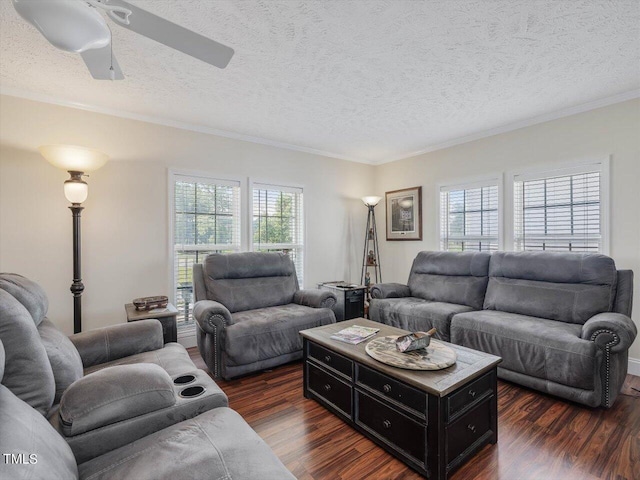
[1,86,638,167]
[0,86,368,164]
[369,89,640,165]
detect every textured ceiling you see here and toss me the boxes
[1,0,639,164]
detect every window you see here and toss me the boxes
[513,161,607,253]
[251,183,304,285]
[171,173,241,327]
[440,181,500,251]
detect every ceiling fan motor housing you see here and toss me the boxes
[12,0,111,53]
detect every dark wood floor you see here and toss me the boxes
[188,348,640,480]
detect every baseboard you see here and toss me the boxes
[177,330,197,348]
[628,356,640,377]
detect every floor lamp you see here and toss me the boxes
[361,196,382,289]
[39,145,109,334]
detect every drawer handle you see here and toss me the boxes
[324,355,332,363]
[383,384,392,393]
[323,384,332,392]
[468,389,477,398]
[383,420,392,429]
[467,424,477,434]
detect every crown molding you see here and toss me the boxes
[1,86,638,167]
[371,89,640,165]
[0,86,369,165]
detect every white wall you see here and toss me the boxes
[0,95,374,335]
[373,99,640,363]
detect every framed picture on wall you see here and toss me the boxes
[385,186,422,241]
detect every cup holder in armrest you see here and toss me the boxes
[173,374,196,385]
[179,386,206,398]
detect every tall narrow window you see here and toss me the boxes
[514,164,605,253]
[171,173,241,327]
[251,183,304,285]
[440,182,500,251]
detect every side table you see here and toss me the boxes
[317,282,366,321]
[125,303,178,344]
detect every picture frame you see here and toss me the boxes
[385,186,422,241]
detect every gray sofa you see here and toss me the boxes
[370,251,636,408]
[0,273,294,479]
[193,252,337,379]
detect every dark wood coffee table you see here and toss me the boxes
[300,319,501,479]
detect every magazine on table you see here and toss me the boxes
[330,325,380,344]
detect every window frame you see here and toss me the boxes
[249,178,306,287]
[168,169,245,336]
[438,174,504,252]
[507,157,610,254]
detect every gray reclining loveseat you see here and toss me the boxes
[0,273,294,479]
[370,251,636,408]
[193,252,337,379]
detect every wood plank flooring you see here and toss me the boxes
[188,349,640,480]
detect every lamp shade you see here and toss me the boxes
[39,145,109,172]
[362,196,382,207]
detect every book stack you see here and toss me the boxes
[330,325,380,345]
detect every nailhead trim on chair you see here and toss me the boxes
[206,313,229,379]
[590,329,620,408]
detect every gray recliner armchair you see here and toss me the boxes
[193,252,337,379]
[0,273,227,463]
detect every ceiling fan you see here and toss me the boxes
[12,0,234,80]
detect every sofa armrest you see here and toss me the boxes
[69,319,164,368]
[582,312,638,353]
[59,363,176,437]
[193,300,234,335]
[293,290,337,309]
[370,283,411,299]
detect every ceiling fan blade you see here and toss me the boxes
[81,45,125,80]
[105,0,234,69]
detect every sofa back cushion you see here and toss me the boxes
[407,251,491,310]
[0,289,55,415]
[484,251,617,324]
[0,383,79,480]
[0,273,49,326]
[203,252,299,313]
[38,319,84,404]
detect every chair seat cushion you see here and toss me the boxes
[451,310,600,390]
[83,343,195,377]
[226,304,334,366]
[78,407,294,480]
[370,297,474,341]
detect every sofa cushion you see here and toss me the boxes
[407,251,491,309]
[77,407,294,480]
[204,252,298,313]
[225,303,334,366]
[83,343,196,376]
[484,252,617,324]
[0,289,55,415]
[451,310,600,390]
[370,297,474,341]
[0,273,49,326]
[38,319,84,404]
[0,384,79,480]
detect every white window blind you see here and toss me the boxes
[514,168,602,253]
[440,183,499,252]
[172,174,241,326]
[251,183,304,285]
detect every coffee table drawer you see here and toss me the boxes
[356,364,426,416]
[447,371,493,420]
[307,363,352,417]
[308,342,353,378]
[446,397,493,465]
[356,390,425,463]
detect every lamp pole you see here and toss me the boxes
[69,204,84,334]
